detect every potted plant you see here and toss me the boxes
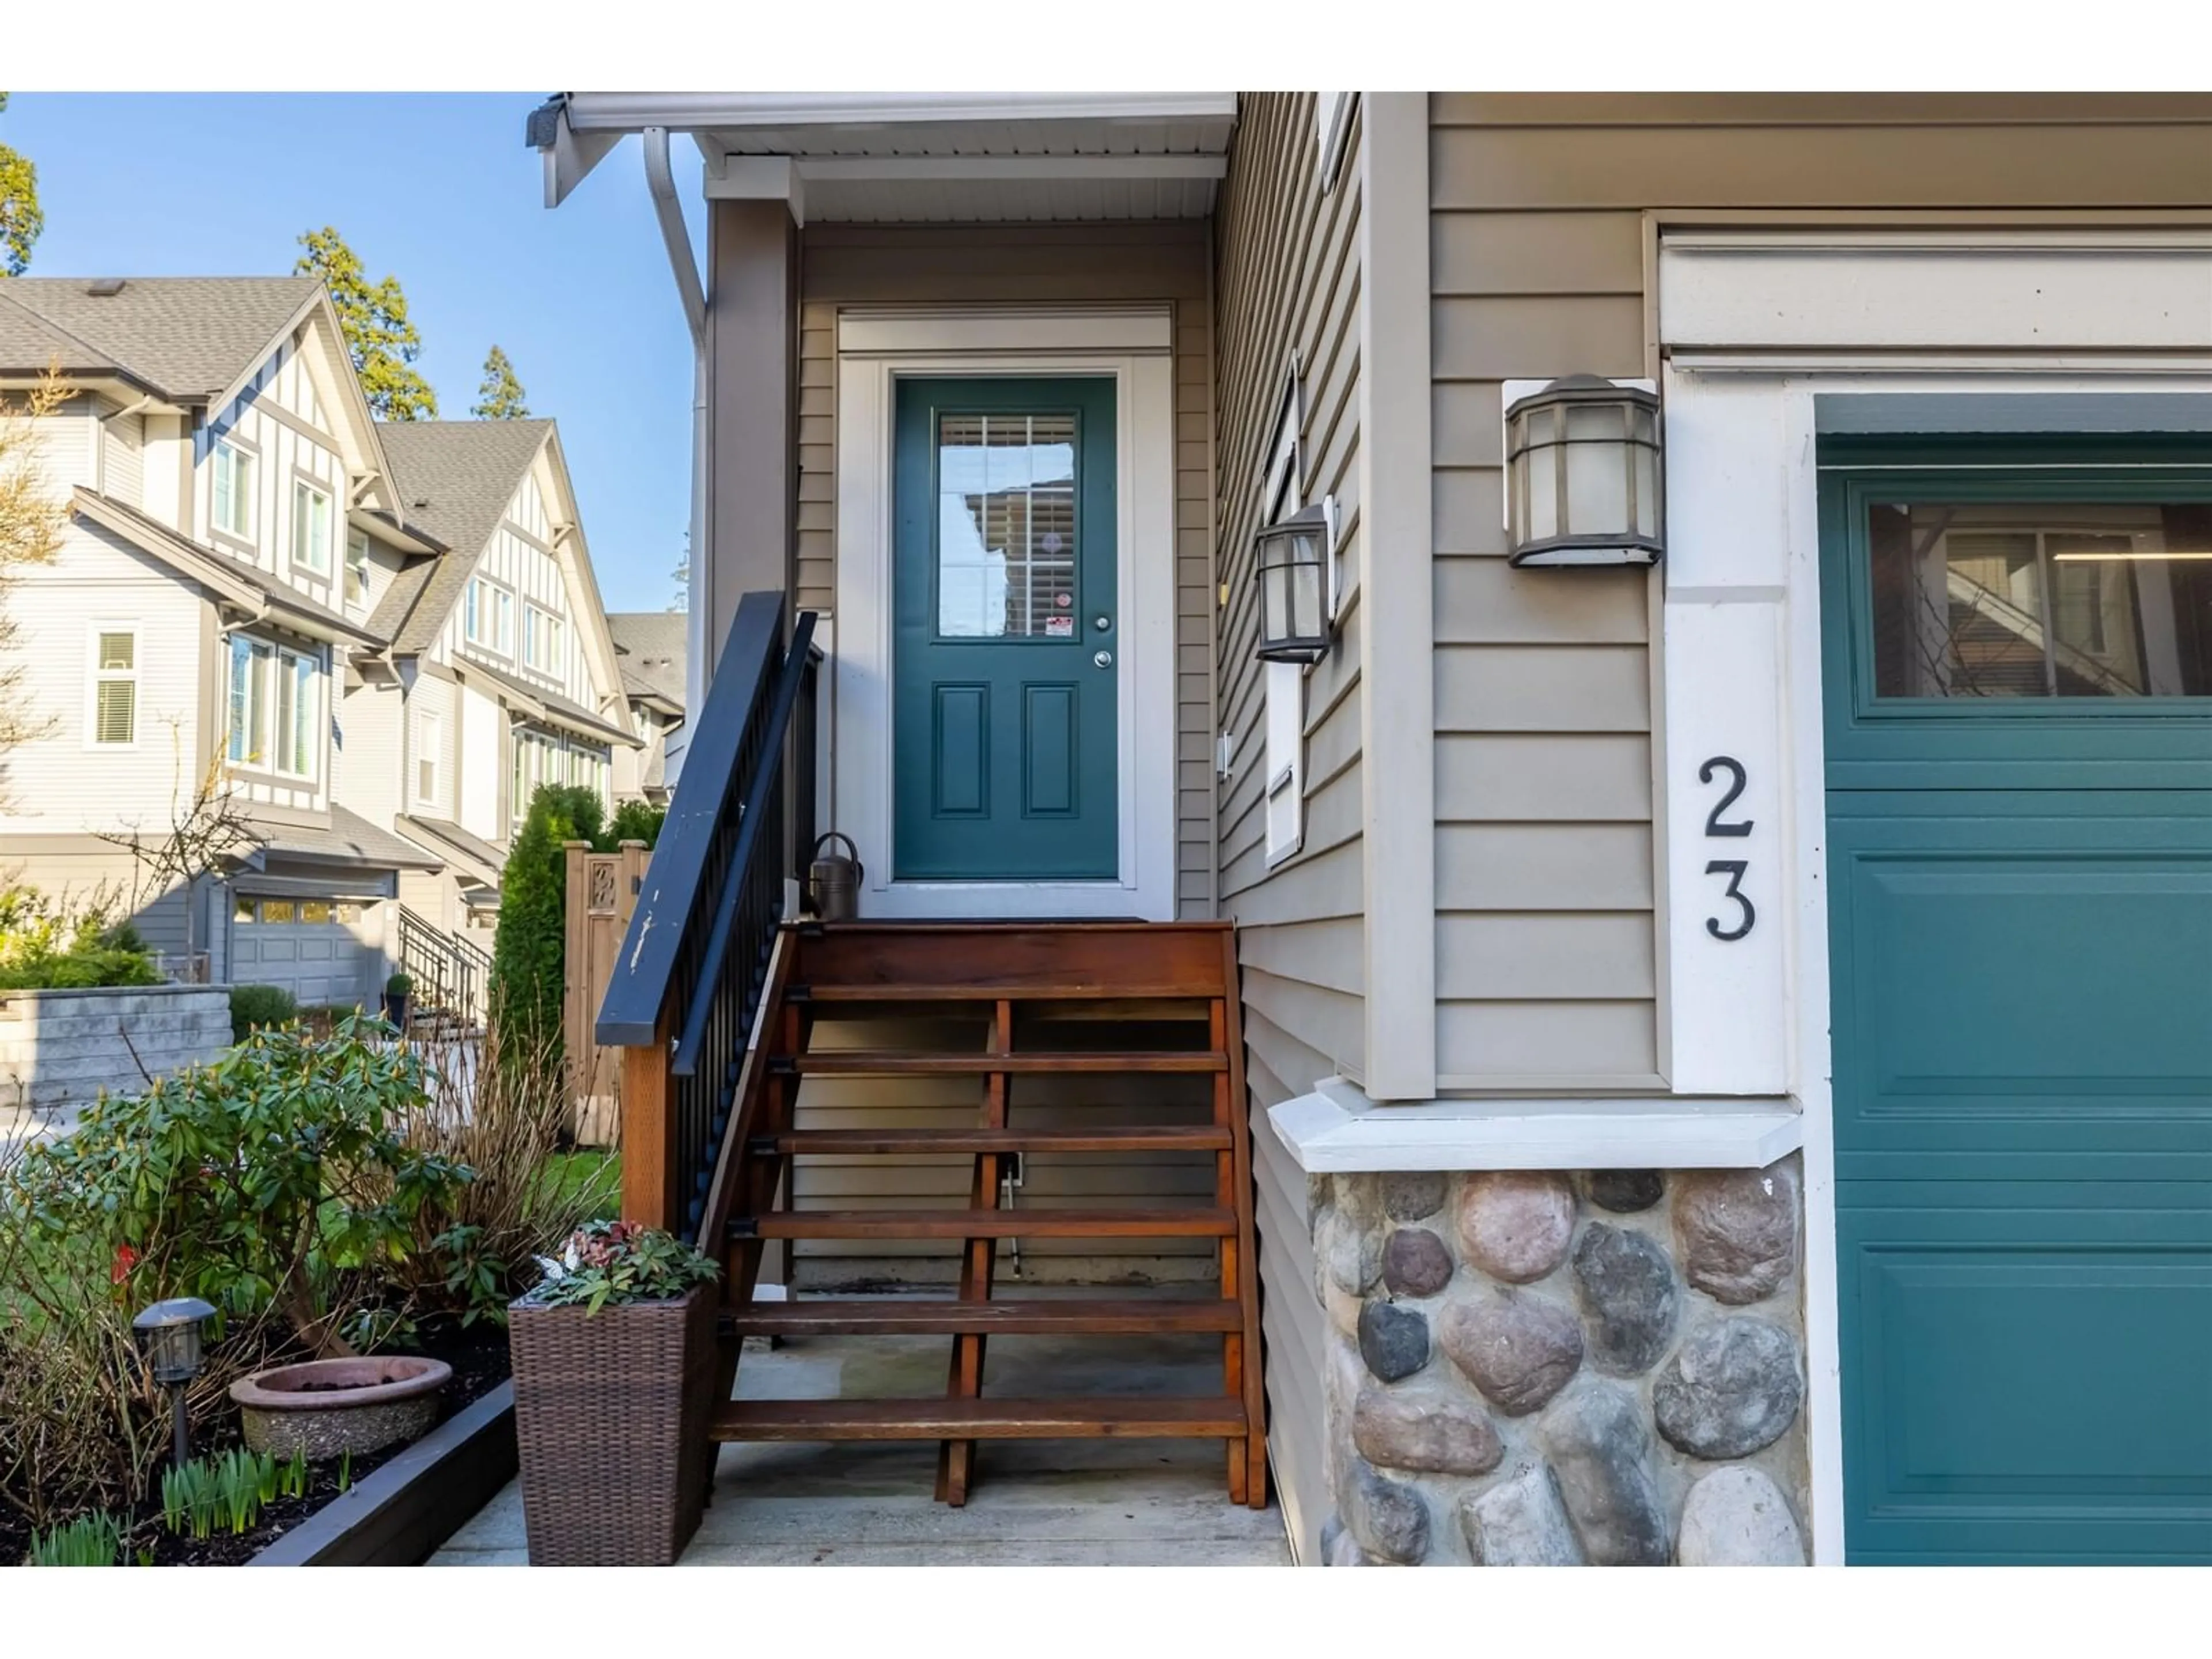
[509,1219,722,1566]
[381,971,412,1031]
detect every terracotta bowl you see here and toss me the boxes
[230,1355,453,1460]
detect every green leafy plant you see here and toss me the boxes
[337,1450,352,1494]
[160,1446,304,1540]
[162,1457,218,1540]
[607,798,665,849]
[390,1018,616,1326]
[523,1219,719,1315]
[492,782,608,1063]
[13,1014,472,1357]
[24,1509,124,1566]
[228,982,298,1041]
[0,885,161,990]
[385,971,413,998]
[296,226,437,421]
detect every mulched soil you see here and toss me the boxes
[6,1320,510,1567]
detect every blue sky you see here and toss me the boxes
[0,92,702,614]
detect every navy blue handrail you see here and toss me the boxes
[670,608,816,1078]
[595,592,785,1048]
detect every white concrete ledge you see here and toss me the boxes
[1267,1078,1805,1174]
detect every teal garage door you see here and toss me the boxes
[1822,441,2212,1565]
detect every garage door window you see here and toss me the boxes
[1867,498,2212,700]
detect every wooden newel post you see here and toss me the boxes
[620,1016,679,1230]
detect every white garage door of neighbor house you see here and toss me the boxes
[230,897,375,1007]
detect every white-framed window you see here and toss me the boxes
[87,624,138,747]
[414,709,442,806]
[522,604,566,676]
[291,478,334,575]
[226,634,321,779]
[464,576,515,655]
[344,527,370,607]
[1263,362,1307,868]
[211,438,255,540]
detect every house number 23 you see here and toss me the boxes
[1699,756,1755,942]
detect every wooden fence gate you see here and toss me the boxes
[564,838,651,1147]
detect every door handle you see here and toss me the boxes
[1093,650,1113,669]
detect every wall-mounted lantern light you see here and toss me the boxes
[134,1296,216,1468]
[1505,375,1664,567]
[1254,501,1338,664]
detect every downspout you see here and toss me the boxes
[642,128,711,719]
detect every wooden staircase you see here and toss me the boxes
[695,919,1267,1510]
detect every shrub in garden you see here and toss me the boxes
[490,782,607,1062]
[10,1015,471,1361]
[607,797,665,849]
[389,1014,618,1325]
[0,885,161,990]
[228,982,298,1041]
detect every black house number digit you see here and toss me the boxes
[1699,756,1755,942]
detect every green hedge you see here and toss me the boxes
[228,983,298,1042]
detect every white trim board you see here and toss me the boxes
[831,320,1179,921]
[1653,225,2212,1570]
[1268,1078,1804,1175]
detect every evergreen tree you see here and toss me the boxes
[471,344,529,419]
[294,226,438,421]
[490,782,607,1061]
[0,94,44,276]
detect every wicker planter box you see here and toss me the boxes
[509,1284,716,1566]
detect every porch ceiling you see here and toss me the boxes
[539,92,1238,223]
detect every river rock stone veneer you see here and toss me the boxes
[1313,1157,1807,1566]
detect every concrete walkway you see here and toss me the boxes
[434,1310,1291,1567]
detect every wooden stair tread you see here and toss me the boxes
[712,1395,1247,1441]
[760,1126,1230,1156]
[787,1050,1226,1075]
[795,982,1221,1003]
[724,1298,1243,1336]
[736,1206,1238,1240]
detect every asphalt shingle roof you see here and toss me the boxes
[0,276,320,400]
[251,805,444,872]
[371,419,555,653]
[607,611,687,710]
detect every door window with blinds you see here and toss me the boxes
[88,626,138,747]
[934,412,1080,639]
[1866,497,2212,700]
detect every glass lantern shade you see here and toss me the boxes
[1505,376,1664,567]
[1253,503,1333,664]
[134,1297,216,1385]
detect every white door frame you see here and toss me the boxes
[831,308,1178,919]
[1657,226,2212,1565]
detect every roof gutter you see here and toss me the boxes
[642,127,712,706]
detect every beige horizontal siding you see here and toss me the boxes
[1427,93,2212,1089]
[1214,93,1368,1102]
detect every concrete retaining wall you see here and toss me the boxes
[0,983,232,1131]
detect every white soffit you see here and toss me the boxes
[1269,1078,1806,1174]
[1660,230,2212,357]
[550,91,1238,224]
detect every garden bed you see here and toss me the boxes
[4,1321,510,1567]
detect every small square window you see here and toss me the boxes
[300,900,332,924]
[334,903,362,925]
[233,896,256,924]
[261,900,296,925]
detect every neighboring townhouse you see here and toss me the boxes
[0,276,445,1004]
[354,419,635,938]
[540,93,2212,1568]
[606,610,685,804]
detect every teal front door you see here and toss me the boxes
[1821,440,2212,1564]
[892,377,1118,880]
